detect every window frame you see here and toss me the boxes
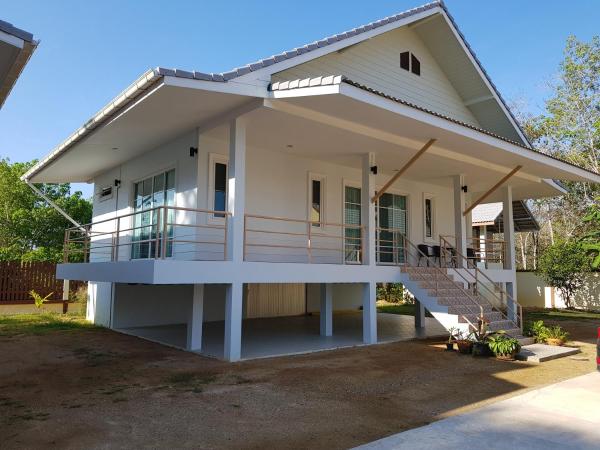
[207,153,229,225]
[423,192,436,242]
[307,172,326,228]
[342,179,362,264]
[129,166,177,260]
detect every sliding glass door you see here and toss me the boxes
[131,169,175,259]
[377,193,407,264]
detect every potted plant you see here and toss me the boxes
[454,330,473,355]
[470,315,491,357]
[446,327,458,351]
[544,326,569,346]
[487,334,521,361]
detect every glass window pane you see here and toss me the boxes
[311,179,321,223]
[166,169,175,190]
[153,174,165,207]
[215,163,226,193]
[425,198,432,237]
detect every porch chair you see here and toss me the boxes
[417,244,435,267]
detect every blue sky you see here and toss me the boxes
[1,0,599,197]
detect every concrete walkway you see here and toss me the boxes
[357,372,600,450]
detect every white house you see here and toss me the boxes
[22,1,600,361]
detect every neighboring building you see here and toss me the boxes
[471,200,539,269]
[22,1,600,361]
[0,19,37,108]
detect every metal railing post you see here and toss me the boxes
[307,222,312,264]
[154,209,161,259]
[84,225,90,263]
[113,217,120,262]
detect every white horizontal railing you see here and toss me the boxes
[63,206,230,263]
[244,214,364,264]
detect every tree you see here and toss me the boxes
[0,159,92,262]
[536,241,590,309]
[581,198,600,268]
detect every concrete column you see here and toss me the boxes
[319,283,333,336]
[362,282,377,344]
[502,185,515,270]
[361,153,376,265]
[453,174,467,266]
[186,284,204,351]
[225,282,243,361]
[502,185,518,322]
[227,117,247,263]
[414,299,426,329]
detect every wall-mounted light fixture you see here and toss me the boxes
[114,179,121,188]
[189,147,198,157]
[370,165,378,175]
[461,185,468,193]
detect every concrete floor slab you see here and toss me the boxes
[517,343,580,363]
[356,372,600,450]
[119,312,446,360]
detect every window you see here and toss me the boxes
[377,193,408,264]
[308,173,326,227]
[400,51,421,76]
[424,194,435,240]
[344,185,361,263]
[208,153,229,221]
[131,169,175,259]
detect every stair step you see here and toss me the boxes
[418,280,461,289]
[447,304,493,315]
[459,311,504,323]
[488,320,518,332]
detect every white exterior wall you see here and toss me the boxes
[85,125,458,325]
[272,26,479,127]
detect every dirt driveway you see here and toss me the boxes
[0,318,597,449]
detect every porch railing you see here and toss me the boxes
[63,206,230,263]
[243,214,364,264]
[440,235,506,268]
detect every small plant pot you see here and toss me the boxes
[445,342,455,351]
[472,341,491,357]
[456,340,473,355]
[546,338,564,346]
[495,350,519,361]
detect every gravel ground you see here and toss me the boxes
[0,319,597,449]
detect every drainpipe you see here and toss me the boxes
[24,179,84,313]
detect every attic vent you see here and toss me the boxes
[400,51,420,76]
[98,186,113,201]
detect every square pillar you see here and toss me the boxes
[502,185,515,270]
[362,282,377,344]
[186,284,204,351]
[225,282,243,361]
[414,298,426,329]
[227,117,247,263]
[453,174,467,266]
[320,283,333,337]
[361,153,376,265]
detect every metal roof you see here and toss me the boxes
[0,19,35,42]
[472,201,539,233]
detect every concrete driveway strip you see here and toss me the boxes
[357,372,600,450]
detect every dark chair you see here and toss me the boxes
[466,247,476,266]
[431,245,441,266]
[417,244,434,266]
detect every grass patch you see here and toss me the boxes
[165,371,217,393]
[524,308,600,322]
[0,313,94,337]
[376,301,433,317]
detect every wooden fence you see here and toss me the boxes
[0,261,85,304]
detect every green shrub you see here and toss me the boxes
[29,290,53,309]
[544,325,569,342]
[487,334,521,357]
[525,320,548,343]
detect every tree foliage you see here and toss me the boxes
[536,241,590,309]
[0,159,92,262]
[515,35,600,271]
[581,198,600,268]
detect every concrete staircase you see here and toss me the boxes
[398,265,529,342]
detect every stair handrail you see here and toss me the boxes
[399,233,486,322]
[439,236,523,332]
